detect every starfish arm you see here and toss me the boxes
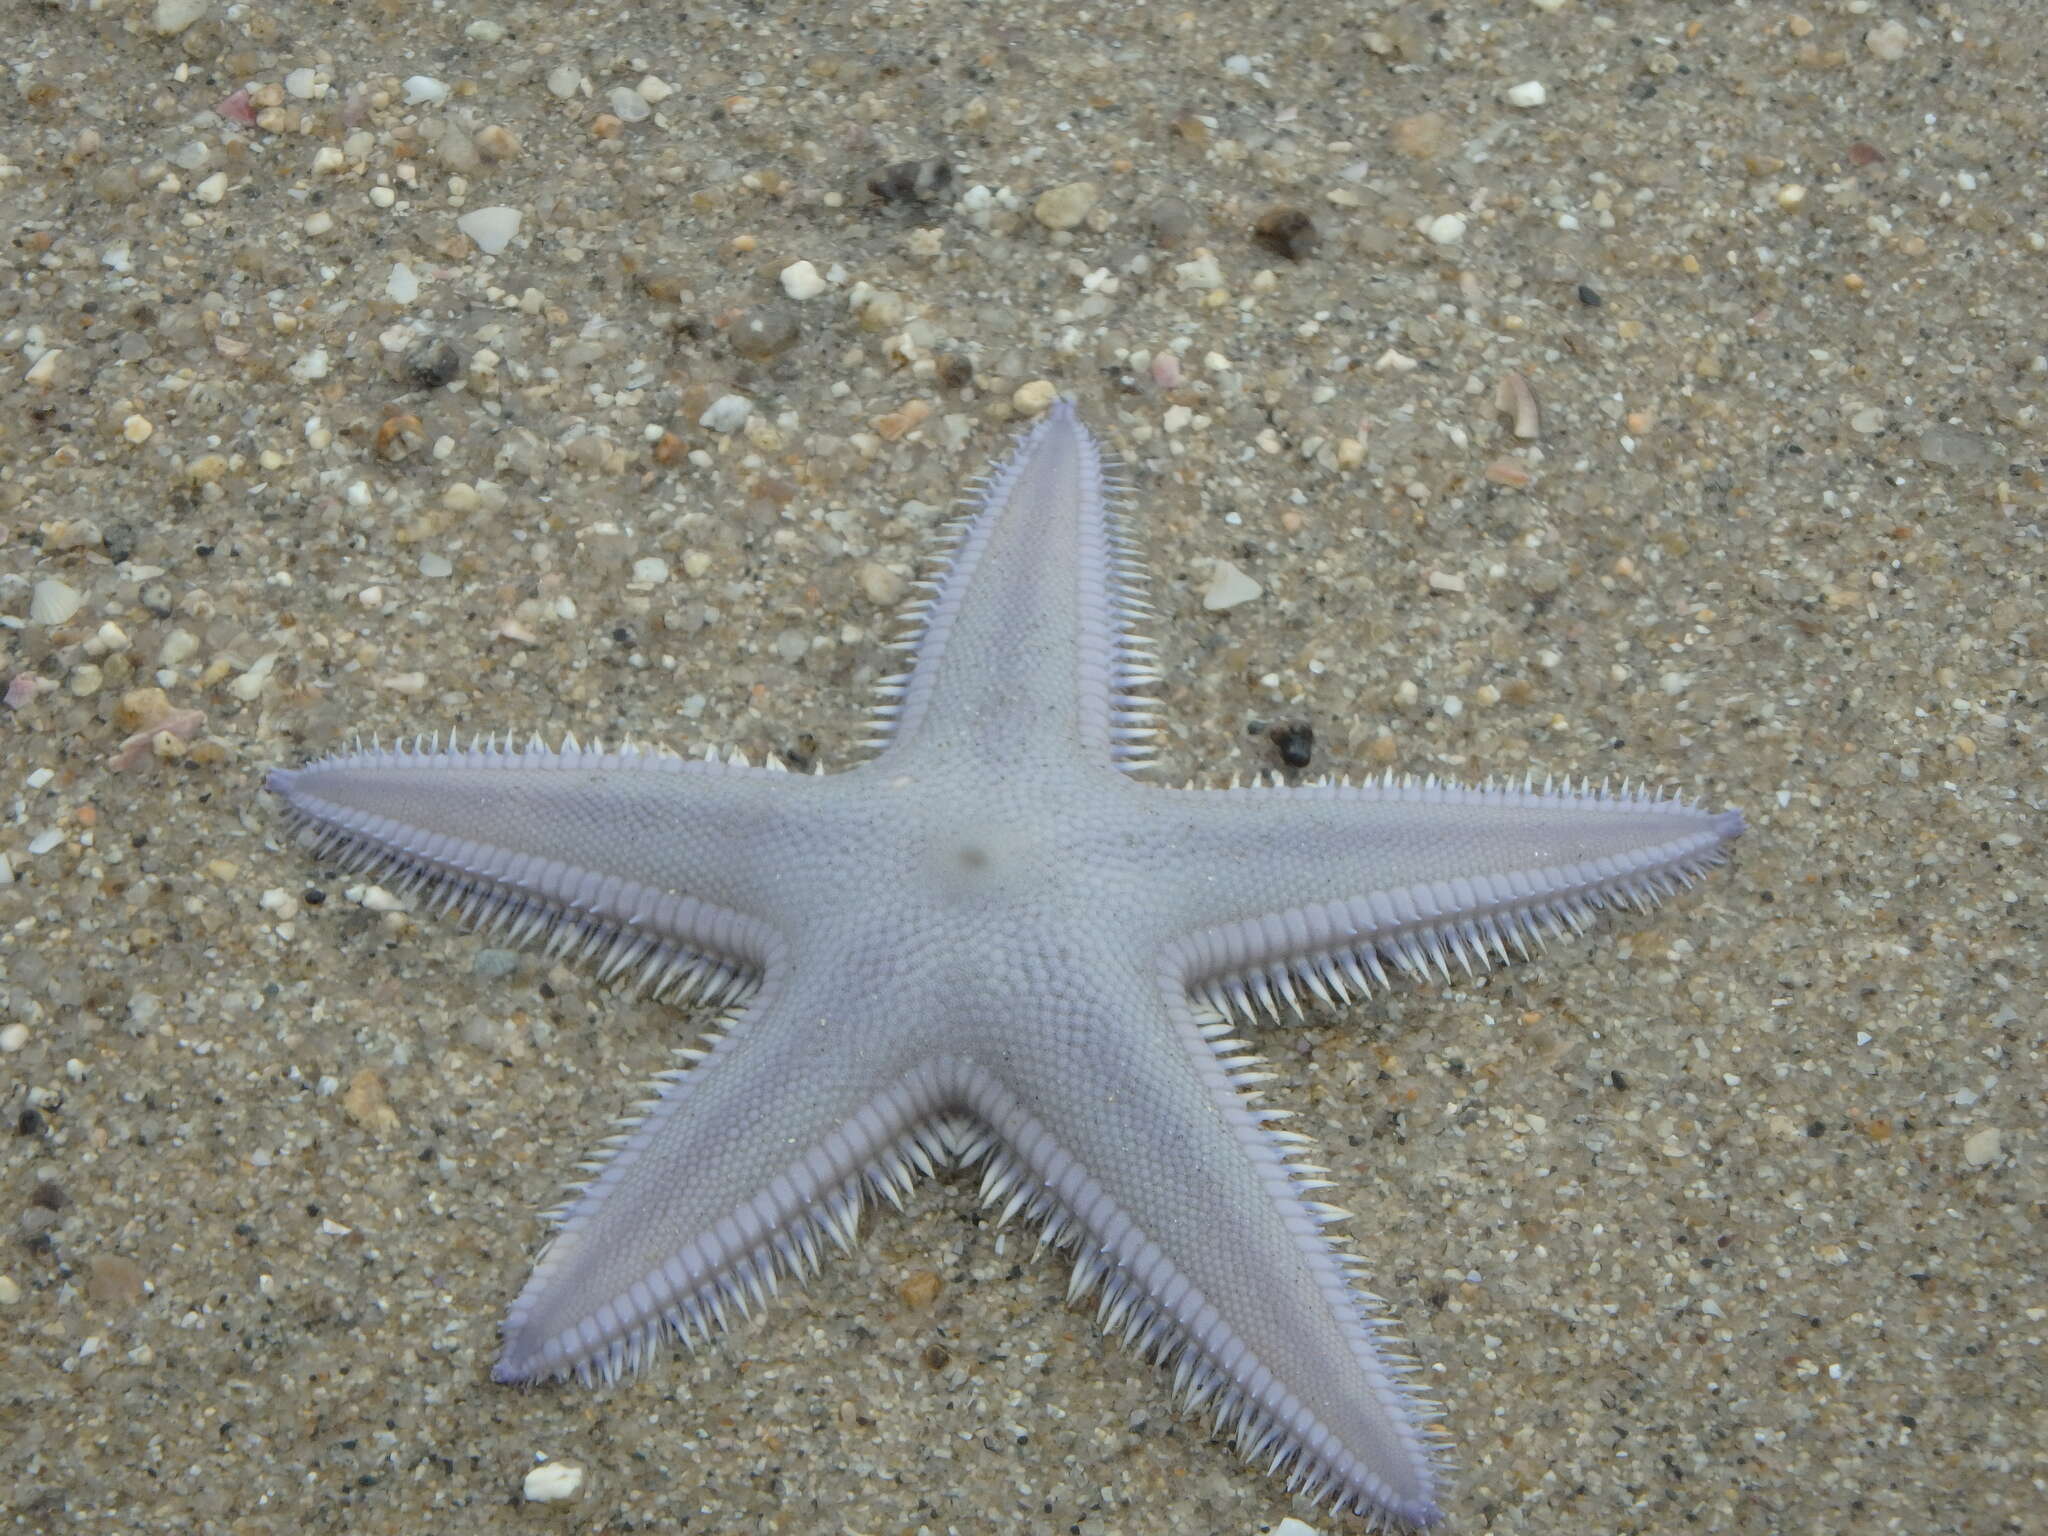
[1141,775,1744,1016]
[267,737,821,997]
[869,400,1161,773]
[492,966,960,1384]
[960,970,1444,1526]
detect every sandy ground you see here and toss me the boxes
[2,1,2041,1532]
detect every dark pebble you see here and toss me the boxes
[728,305,801,361]
[1252,206,1319,262]
[869,158,953,204]
[402,335,464,389]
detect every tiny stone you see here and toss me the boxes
[1146,196,1196,247]
[546,65,583,99]
[1033,180,1098,231]
[1427,570,1468,594]
[1011,380,1058,416]
[122,414,155,444]
[0,1024,28,1052]
[418,553,453,579]
[386,263,419,303]
[860,562,907,607]
[699,394,753,433]
[0,1276,21,1304]
[779,260,827,301]
[1252,206,1319,261]
[523,1462,585,1503]
[403,335,465,389]
[897,1269,943,1308]
[285,67,321,100]
[1865,19,1911,60]
[1963,1127,2001,1167]
[457,206,522,255]
[632,557,670,585]
[1506,80,1548,107]
[728,305,800,360]
[1423,212,1467,245]
[193,171,227,205]
[1916,425,1999,469]
[403,75,450,107]
[473,949,520,979]
[1849,406,1886,435]
[608,85,652,123]
[152,0,208,37]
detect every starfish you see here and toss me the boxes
[268,401,1743,1526]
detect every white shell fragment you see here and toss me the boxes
[457,206,522,255]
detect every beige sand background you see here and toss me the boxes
[2,1,2040,1531]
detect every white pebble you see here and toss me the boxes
[418,553,453,579]
[546,65,584,99]
[1200,558,1263,612]
[1506,80,1548,108]
[608,86,652,123]
[151,0,208,37]
[289,347,330,382]
[229,653,277,703]
[1427,570,1468,594]
[1865,19,1911,60]
[193,171,228,205]
[30,578,84,626]
[632,557,670,585]
[0,1024,27,1053]
[457,206,523,255]
[403,75,450,107]
[1423,212,1467,245]
[779,260,827,300]
[523,1462,585,1502]
[285,68,322,100]
[698,394,753,433]
[386,263,419,303]
[637,75,674,103]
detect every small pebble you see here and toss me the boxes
[1506,80,1548,108]
[523,1462,585,1503]
[1011,380,1058,416]
[403,76,450,107]
[632,557,669,585]
[546,65,583,99]
[698,394,753,433]
[403,335,465,389]
[1252,206,1318,261]
[1033,180,1098,231]
[608,85,652,123]
[151,0,208,36]
[1423,212,1467,245]
[728,306,800,360]
[386,263,419,303]
[779,260,827,301]
[860,562,907,607]
[0,1024,28,1052]
[418,553,453,579]
[0,1275,23,1305]
[1865,19,1911,60]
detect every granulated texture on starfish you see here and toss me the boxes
[269,401,1743,1526]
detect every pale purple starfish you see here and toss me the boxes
[269,401,1742,1526]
